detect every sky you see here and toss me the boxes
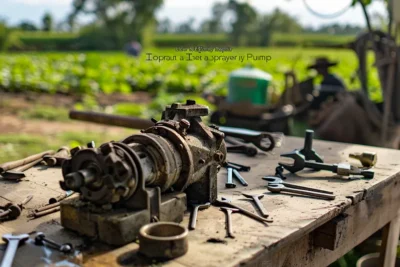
[0,0,388,28]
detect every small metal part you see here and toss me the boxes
[43,146,70,167]
[87,141,95,148]
[279,150,374,179]
[232,169,248,186]
[349,152,377,167]
[267,184,336,200]
[298,130,323,162]
[242,193,268,217]
[34,232,73,254]
[1,233,29,267]
[214,198,272,223]
[138,222,188,259]
[275,166,286,179]
[226,161,251,172]
[226,168,236,188]
[0,205,21,221]
[220,207,239,238]
[189,202,210,230]
[262,176,334,194]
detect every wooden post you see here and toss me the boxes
[379,209,400,267]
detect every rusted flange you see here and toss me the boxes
[138,222,188,259]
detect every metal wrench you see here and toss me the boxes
[1,234,29,267]
[189,202,211,230]
[214,198,272,223]
[267,184,336,200]
[220,207,239,238]
[242,193,268,218]
[262,176,334,194]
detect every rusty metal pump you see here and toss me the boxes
[60,100,226,218]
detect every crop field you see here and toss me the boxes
[0,48,382,103]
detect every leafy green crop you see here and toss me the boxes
[0,48,382,102]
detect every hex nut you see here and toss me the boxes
[138,222,188,259]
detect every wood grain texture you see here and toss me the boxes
[1,137,400,266]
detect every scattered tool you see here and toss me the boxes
[275,166,286,180]
[219,126,276,152]
[225,136,258,157]
[349,152,377,168]
[189,202,210,230]
[242,193,268,218]
[220,207,239,238]
[1,233,30,267]
[226,161,251,172]
[1,158,44,180]
[232,169,248,186]
[0,195,33,221]
[34,232,73,254]
[34,202,60,213]
[30,207,60,219]
[262,177,334,194]
[214,198,272,223]
[226,168,236,188]
[48,191,74,204]
[0,150,54,174]
[267,184,336,200]
[43,146,70,167]
[298,130,323,163]
[279,150,374,179]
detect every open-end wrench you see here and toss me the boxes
[242,193,268,218]
[218,126,275,152]
[1,234,30,267]
[279,150,374,178]
[225,136,258,157]
[220,207,239,238]
[214,198,272,223]
[189,202,211,230]
[267,184,336,200]
[34,232,73,253]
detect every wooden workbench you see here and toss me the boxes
[1,136,400,267]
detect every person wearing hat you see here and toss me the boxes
[307,57,346,91]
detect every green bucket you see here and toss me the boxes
[227,66,272,105]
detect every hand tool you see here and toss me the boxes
[218,126,275,152]
[267,184,336,200]
[262,177,334,194]
[0,150,54,174]
[279,150,374,179]
[43,146,70,167]
[189,202,210,230]
[30,207,60,219]
[232,169,248,186]
[214,198,272,223]
[242,193,268,218]
[225,136,258,157]
[349,152,377,167]
[1,158,44,180]
[275,166,286,179]
[225,161,251,172]
[220,207,239,238]
[34,202,60,213]
[34,232,73,253]
[1,233,29,267]
[48,191,74,204]
[226,168,236,188]
[0,195,33,221]
[298,130,323,163]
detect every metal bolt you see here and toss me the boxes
[186,100,196,105]
[179,119,190,130]
[171,103,181,108]
[214,151,224,163]
[87,141,95,148]
[275,166,286,180]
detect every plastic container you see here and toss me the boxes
[227,66,272,105]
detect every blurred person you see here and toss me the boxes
[125,41,142,57]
